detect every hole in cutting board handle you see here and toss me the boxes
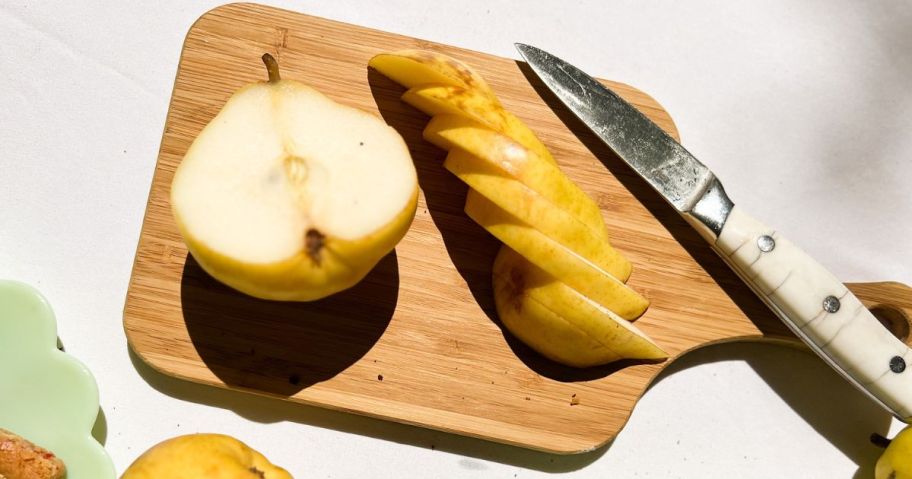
[848,281,912,347]
[871,305,912,345]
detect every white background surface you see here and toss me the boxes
[1,1,911,477]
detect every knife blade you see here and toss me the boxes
[516,43,912,421]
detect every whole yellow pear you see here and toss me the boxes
[875,426,912,479]
[121,434,292,479]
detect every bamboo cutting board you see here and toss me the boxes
[124,3,912,453]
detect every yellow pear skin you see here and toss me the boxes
[401,75,612,248]
[876,426,912,479]
[424,114,611,240]
[180,200,417,301]
[403,85,557,167]
[465,193,647,320]
[369,50,499,102]
[120,434,292,479]
[444,149,631,282]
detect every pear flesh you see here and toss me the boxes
[172,55,417,300]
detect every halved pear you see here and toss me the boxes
[493,247,666,367]
[171,54,418,301]
[445,150,631,281]
[465,193,648,320]
[369,50,499,102]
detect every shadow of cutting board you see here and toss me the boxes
[123,3,912,453]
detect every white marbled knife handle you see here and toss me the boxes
[715,206,912,420]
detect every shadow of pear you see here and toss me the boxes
[180,251,398,396]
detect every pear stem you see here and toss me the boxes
[262,53,281,83]
[871,432,892,448]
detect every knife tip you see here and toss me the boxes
[513,42,532,60]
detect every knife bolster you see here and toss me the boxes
[684,176,733,241]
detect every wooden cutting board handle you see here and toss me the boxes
[848,281,912,346]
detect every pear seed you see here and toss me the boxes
[305,229,326,265]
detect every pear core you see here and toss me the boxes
[171,55,416,265]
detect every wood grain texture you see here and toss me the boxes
[123,3,912,453]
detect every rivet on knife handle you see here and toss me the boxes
[715,206,912,419]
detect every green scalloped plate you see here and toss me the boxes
[0,280,115,478]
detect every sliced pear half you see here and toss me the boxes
[493,247,666,367]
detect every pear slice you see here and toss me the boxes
[402,92,608,244]
[171,54,418,301]
[465,193,648,320]
[424,114,609,240]
[402,85,556,164]
[369,50,499,103]
[445,150,631,281]
[493,247,666,367]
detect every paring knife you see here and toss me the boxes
[516,43,912,420]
